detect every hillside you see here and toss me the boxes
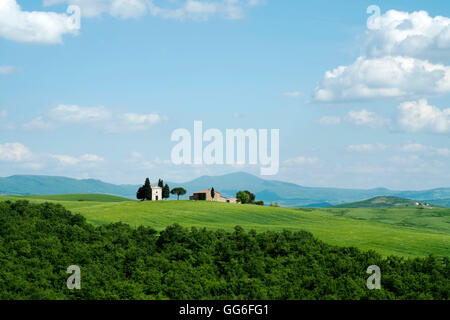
[1,172,450,207]
[0,175,138,197]
[1,195,449,258]
[427,199,450,207]
[1,201,448,300]
[334,196,420,208]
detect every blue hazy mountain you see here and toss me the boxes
[173,172,450,206]
[0,175,138,198]
[1,172,450,207]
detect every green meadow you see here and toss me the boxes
[1,194,449,258]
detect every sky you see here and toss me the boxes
[0,0,449,190]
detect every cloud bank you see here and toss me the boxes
[0,0,80,44]
[0,141,104,169]
[365,10,450,61]
[314,9,450,103]
[398,99,450,133]
[314,56,450,102]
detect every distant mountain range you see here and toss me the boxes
[1,172,450,207]
[0,175,138,198]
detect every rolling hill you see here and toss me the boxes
[0,175,137,197]
[1,194,449,258]
[1,172,450,207]
[333,196,420,208]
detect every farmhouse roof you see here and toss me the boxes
[194,190,211,194]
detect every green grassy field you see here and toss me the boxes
[314,207,450,234]
[1,195,449,258]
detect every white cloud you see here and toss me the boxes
[319,101,450,134]
[0,141,105,170]
[23,116,53,130]
[436,148,450,156]
[80,154,104,162]
[50,154,80,166]
[400,143,427,153]
[346,143,387,152]
[50,153,104,166]
[110,0,147,18]
[22,162,45,170]
[44,0,108,18]
[48,104,111,123]
[319,115,341,125]
[23,104,165,132]
[44,0,148,19]
[346,109,390,128]
[365,10,450,61]
[0,142,33,162]
[319,111,389,128]
[0,0,80,44]
[284,156,318,166]
[0,142,42,169]
[314,56,450,102]
[283,91,301,98]
[122,112,164,130]
[45,0,261,20]
[314,9,450,102]
[398,144,450,156]
[23,104,111,130]
[0,66,15,75]
[398,99,450,133]
[148,0,261,21]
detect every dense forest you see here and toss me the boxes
[0,200,448,300]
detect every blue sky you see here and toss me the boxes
[0,0,449,189]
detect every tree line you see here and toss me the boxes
[0,200,448,300]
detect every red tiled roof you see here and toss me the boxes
[194,190,221,194]
[194,190,210,194]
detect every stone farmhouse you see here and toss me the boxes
[189,189,238,203]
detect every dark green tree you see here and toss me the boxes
[158,179,164,188]
[171,187,186,200]
[211,187,215,199]
[0,201,448,300]
[244,190,255,203]
[236,191,250,204]
[163,184,170,200]
[136,186,145,201]
[143,178,152,201]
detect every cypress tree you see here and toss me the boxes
[136,186,145,201]
[143,178,152,201]
[163,184,170,200]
